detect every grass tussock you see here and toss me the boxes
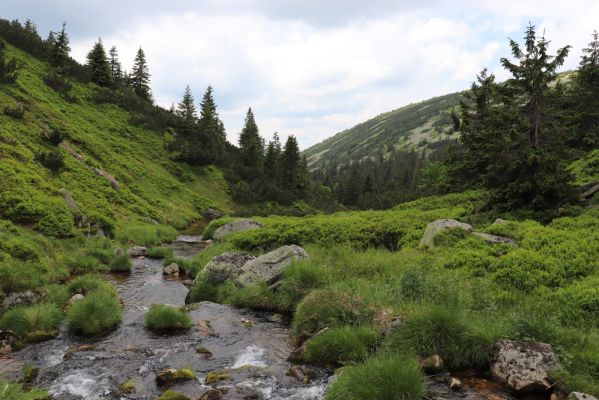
[303,325,378,365]
[0,303,62,341]
[67,289,122,336]
[144,304,193,333]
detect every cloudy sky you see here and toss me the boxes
[3,1,598,149]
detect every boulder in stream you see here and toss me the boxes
[490,340,560,392]
[212,219,262,241]
[127,246,148,257]
[202,252,256,285]
[162,263,179,276]
[155,368,196,386]
[203,208,224,221]
[237,245,309,287]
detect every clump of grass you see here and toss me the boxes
[303,325,378,365]
[186,275,219,303]
[0,381,49,400]
[228,282,278,311]
[0,303,62,341]
[148,246,173,259]
[144,305,193,333]
[0,260,46,293]
[116,223,177,247]
[67,290,122,336]
[324,354,426,400]
[68,255,103,275]
[67,274,116,296]
[292,288,375,341]
[44,283,70,307]
[109,254,132,272]
[275,261,326,312]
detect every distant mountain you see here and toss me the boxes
[304,91,463,171]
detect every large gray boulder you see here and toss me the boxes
[490,340,560,392]
[472,232,518,246]
[1,290,46,311]
[237,245,308,287]
[202,252,256,285]
[204,208,224,221]
[212,219,262,241]
[420,219,473,248]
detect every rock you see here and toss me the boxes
[196,346,213,357]
[449,377,463,391]
[118,378,136,394]
[568,393,598,400]
[490,340,560,392]
[203,208,224,221]
[201,252,256,285]
[0,330,17,354]
[1,290,46,311]
[162,263,179,276]
[289,327,328,362]
[420,219,473,248]
[492,218,508,225]
[204,371,230,384]
[67,293,85,305]
[93,167,120,190]
[472,232,518,246]
[199,389,224,400]
[114,247,124,256]
[237,245,309,287]
[212,219,262,241]
[127,246,148,257]
[155,368,196,386]
[419,354,445,373]
[181,279,194,288]
[156,390,191,400]
[286,365,318,384]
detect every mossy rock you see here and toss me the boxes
[156,390,191,400]
[24,330,58,343]
[196,346,213,357]
[155,368,196,386]
[22,364,39,383]
[118,378,137,394]
[204,371,230,384]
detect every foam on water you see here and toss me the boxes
[232,344,268,369]
[49,371,101,399]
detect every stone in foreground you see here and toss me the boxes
[237,245,309,287]
[162,263,179,276]
[212,219,262,241]
[420,219,473,248]
[202,252,256,284]
[490,340,559,392]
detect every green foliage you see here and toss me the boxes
[303,325,378,365]
[68,255,102,274]
[0,303,62,341]
[35,149,65,172]
[116,223,177,247]
[569,149,599,185]
[186,275,219,303]
[44,283,70,307]
[109,254,131,272]
[67,274,116,296]
[41,125,69,146]
[86,39,111,87]
[144,304,192,333]
[67,289,121,336]
[324,354,426,400]
[0,381,49,400]
[228,282,278,311]
[3,103,24,118]
[0,39,19,83]
[0,260,45,293]
[147,246,173,259]
[202,217,234,240]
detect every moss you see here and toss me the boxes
[204,371,230,384]
[118,379,136,394]
[156,390,191,400]
[196,346,213,356]
[155,368,196,386]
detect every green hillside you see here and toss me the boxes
[303,91,462,170]
[0,42,233,239]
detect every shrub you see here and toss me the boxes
[292,289,375,341]
[43,72,72,94]
[147,246,173,259]
[0,39,19,83]
[42,126,69,146]
[144,305,193,333]
[67,289,122,336]
[35,149,65,172]
[324,354,426,400]
[109,254,131,272]
[303,325,378,365]
[2,239,38,261]
[0,303,62,341]
[67,274,116,296]
[3,103,24,119]
[68,255,102,274]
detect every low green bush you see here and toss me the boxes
[303,325,378,365]
[35,149,65,172]
[144,304,193,333]
[324,354,426,400]
[292,288,375,341]
[44,284,70,307]
[0,303,62,341]
[85,237,115,264]
[147,246,173,259]
[67,289,122,336]
[2,239,38,261]
[109,254,131,272]
[3,103,25,119]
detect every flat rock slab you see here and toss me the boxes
[237,245,309,287]
[472,232,517,246]
[420,219,473,248]
[491,340,559,393]
[212,220,262,241]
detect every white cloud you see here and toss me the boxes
[61,1,599,148]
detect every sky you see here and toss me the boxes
[3,1,599,149]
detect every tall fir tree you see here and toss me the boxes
[573,31,599,148]
[108,46,122,84]
[177,85,198,124]
[130,47,152,101]
[281,135,307,199]
[264,132,282,180]
[86,39,111,87]
[238,108,264,180]
[50,22,70,73]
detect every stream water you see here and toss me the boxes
[0,237,329,399]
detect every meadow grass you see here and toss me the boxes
[109,254,132,272]
[0,303,62,340]
[303,325,378,365]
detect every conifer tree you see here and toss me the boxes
[281,135,305,198]
[264,132,282,179]
[0,40,19,84]
[86,39,111,87]
[130,47,152,101]
[108,46,122,84]
[50,22,70,73]
[238,108,264,180]
[573,30,599,148]
[177,85,198,124]
[24,19,37,35]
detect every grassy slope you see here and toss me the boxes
[303,91,462,170]
[0,43,233,235]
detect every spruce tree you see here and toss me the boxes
[177,85,198,124]
[281,135,306,200]
[86,39,111,87]
[108,46,122,84]
[238,108,264,180]
[573,31,599,148]
[130,47,152,101]
[264,132,282,179]
[0,40,19,84]
[50,22,70,73]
